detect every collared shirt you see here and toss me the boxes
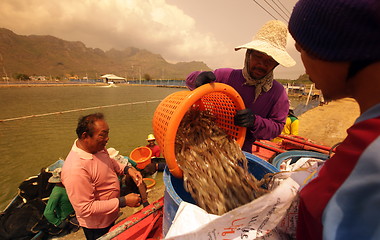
[61,139,125,228]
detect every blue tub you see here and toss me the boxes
[162,151,279,236]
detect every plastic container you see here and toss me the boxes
[162,151,280,236]
[143,178,156,189]
[129,147,152,169]
[153,83,246,178]
[271,150,329,169]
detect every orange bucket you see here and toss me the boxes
[143,178,156,189]
[153,83,246,178]
[129,147,152,169]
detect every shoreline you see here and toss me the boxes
[0,82,187,88]
[0,82,107,88]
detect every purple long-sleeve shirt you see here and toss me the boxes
[186,68,289,152]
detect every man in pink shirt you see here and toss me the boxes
[61,113,143,240]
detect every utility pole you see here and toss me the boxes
[139,66,141,85]
[131,65,134,81]
[0,52,9,84]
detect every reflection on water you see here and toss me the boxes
[0,85,182,209]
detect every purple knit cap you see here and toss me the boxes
[289,0,380,62]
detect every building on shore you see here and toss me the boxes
[100,74,126,83]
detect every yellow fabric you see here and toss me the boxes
[282,117,299,135]
[272,116,299,142]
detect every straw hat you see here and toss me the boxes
[48,168,62,183]
[107,147,119,159]
[146,134,155,141]
[235,20,296,67]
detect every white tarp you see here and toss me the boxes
[165,158,324,240]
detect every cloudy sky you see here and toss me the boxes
[0,0,304,79]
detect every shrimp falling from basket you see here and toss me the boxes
[175,108,271,215]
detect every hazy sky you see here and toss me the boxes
[0,0,304,79]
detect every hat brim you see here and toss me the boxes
[235,40,296,68]
[147,138,155,141]
[48,176,61,183]
[110,151,119,159]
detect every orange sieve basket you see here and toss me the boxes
[152,82,246,178]
[129,146,152,169]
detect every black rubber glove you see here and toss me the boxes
[195,71,216,88]
[234,109,255,127]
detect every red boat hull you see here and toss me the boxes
[251,135,334,161]
[108,197,164,240]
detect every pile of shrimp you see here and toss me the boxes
[175,108,271,215]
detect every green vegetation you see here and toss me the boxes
[143,73,152,81]
[277,74,312,85]
[15,73,30,81]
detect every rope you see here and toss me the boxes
[0,100,162,122]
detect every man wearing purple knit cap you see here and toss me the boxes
[288,0,380,239]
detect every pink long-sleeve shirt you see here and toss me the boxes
[61,140,125,228]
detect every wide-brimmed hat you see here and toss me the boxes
[146,134,155,141]
[107,147,119,159]
[48,168,62,183]
[235,20,296,67]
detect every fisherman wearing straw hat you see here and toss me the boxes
[146,134,161,158]
[186,20,295,153]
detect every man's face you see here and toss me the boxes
[148,140,155,147]
[83,119,109,154]
[295,43,350,101]
[248,50,279,79]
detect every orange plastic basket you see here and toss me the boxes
[153,83,246,178]
[129,146,152,169]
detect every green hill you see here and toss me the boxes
[0,28,211,80]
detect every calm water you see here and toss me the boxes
[0,85,182,209]
[0,84,317,210]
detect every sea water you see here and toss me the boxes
[0,84,316,209]
[0,85,181,209]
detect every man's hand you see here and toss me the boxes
[125,193,141,207]
[127,167,143,187]
[57,220,68,229]
[234,109,255,127]
[195,71,216,88]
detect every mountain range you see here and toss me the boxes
[0,28,211,80]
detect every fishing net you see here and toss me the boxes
[175,108,271,215]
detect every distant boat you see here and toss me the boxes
[99,82,117,88]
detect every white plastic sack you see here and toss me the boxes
[165,159,323,240]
